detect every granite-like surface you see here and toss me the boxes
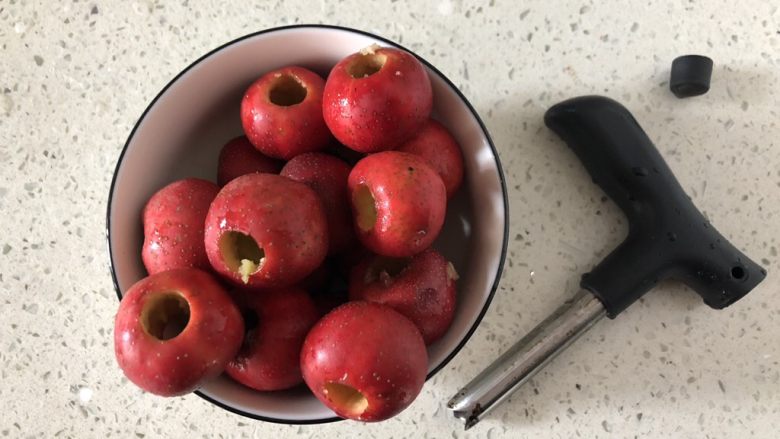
[1,0,778,437]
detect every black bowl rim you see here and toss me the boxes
[105,23,509,425]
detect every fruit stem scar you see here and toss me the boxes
[365,256,409,284]
[447,262,460,281]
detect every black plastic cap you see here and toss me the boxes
[670,55,713,98]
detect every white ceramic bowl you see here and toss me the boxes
[107,24,508,423]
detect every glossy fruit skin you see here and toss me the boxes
[141,178,219,275]
[349,249,457,345]
[281,153,355,255]
[204,173,328,289]
[300,301,428,422]
[240,66,331,160]
[397,119,464,199]
[217,136,282,187]
[113,268,244,396]
[225,288,320,391]
[348,151,446,257]
[323,47,432,153]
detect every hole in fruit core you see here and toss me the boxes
[141,292,190,341]
[268,74,307,106]
[353,184,377,232]
[347,54,387,78]
[324,382,368,416]
[219,231,265,284]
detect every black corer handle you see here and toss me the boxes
[544,96,766,317]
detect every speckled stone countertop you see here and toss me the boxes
[1,1,778,438]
